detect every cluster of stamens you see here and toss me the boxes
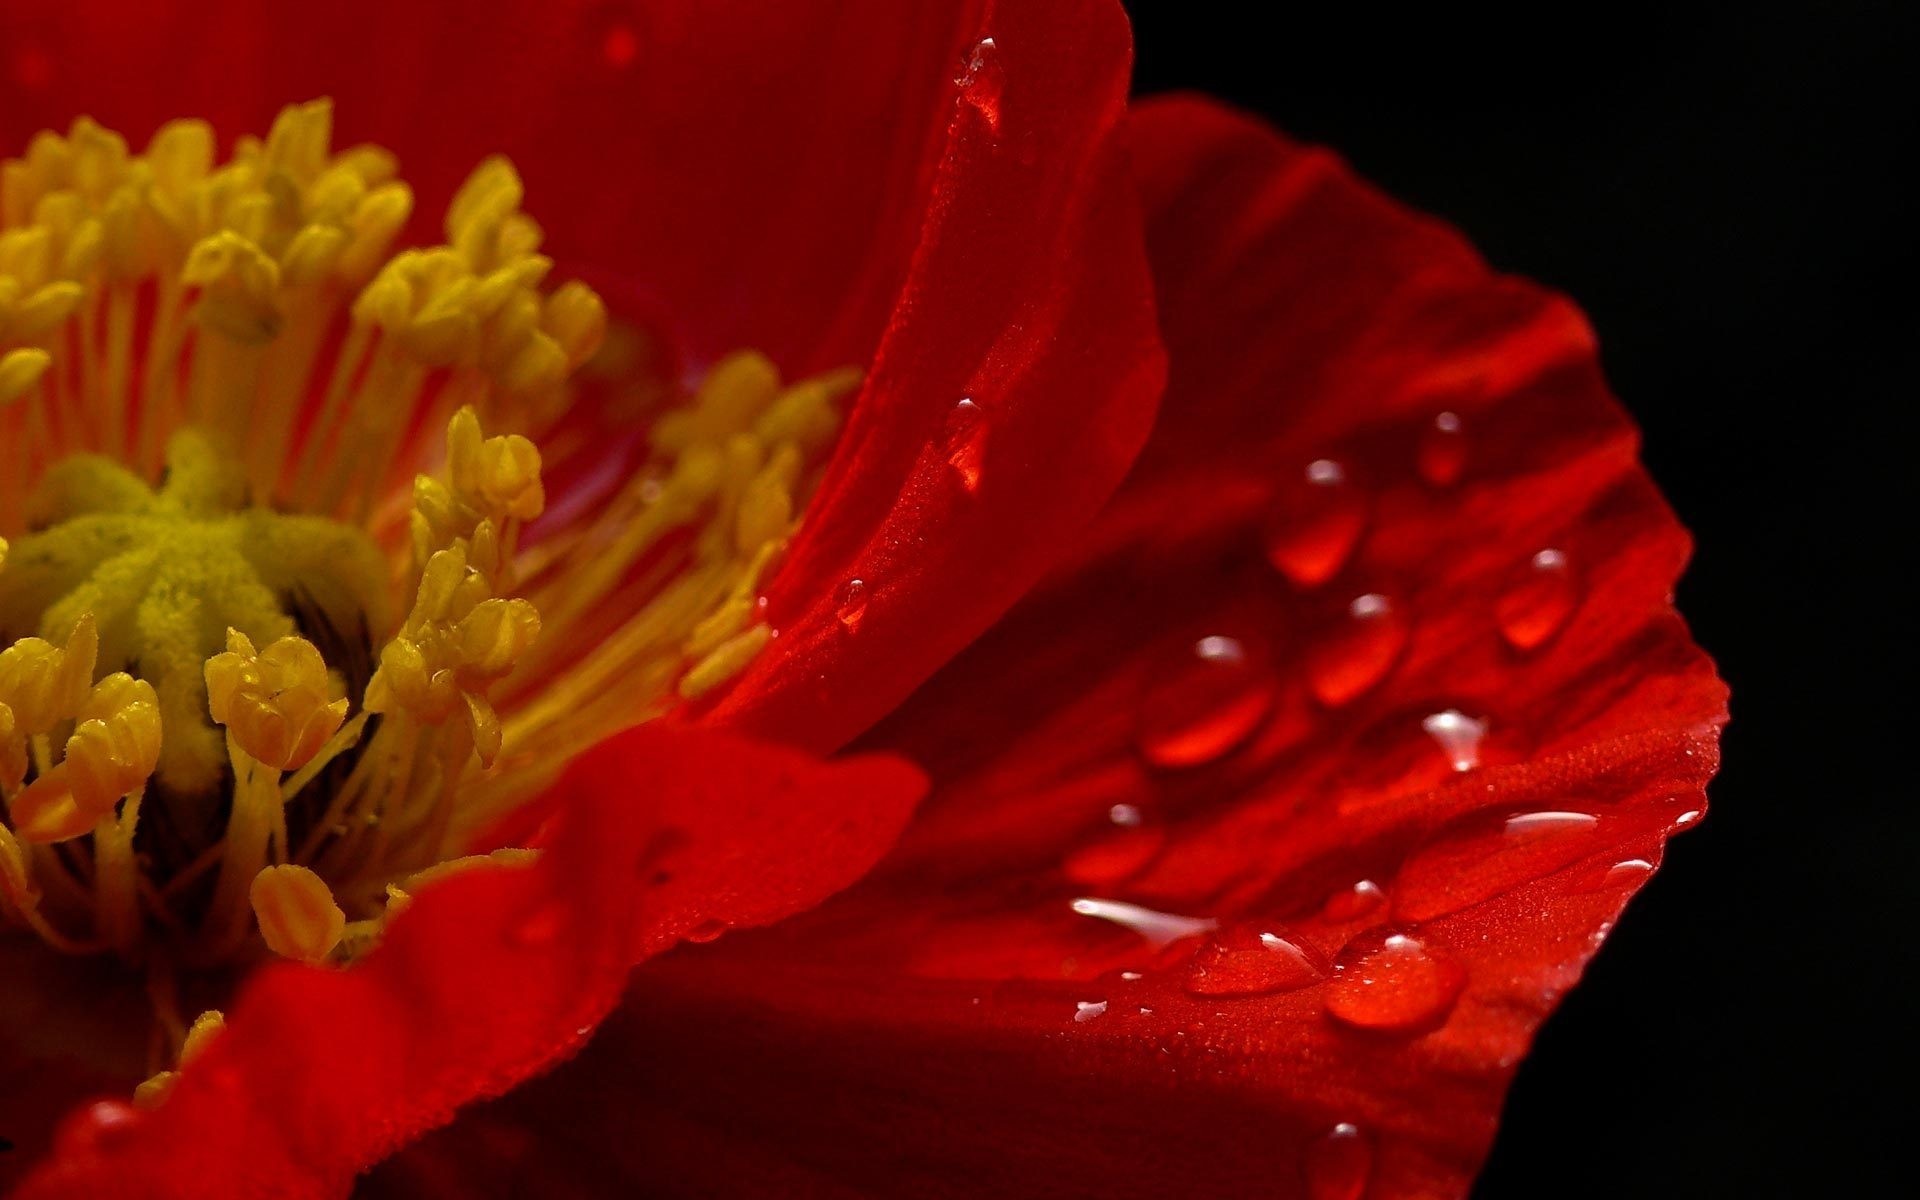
[0,97,861,1096]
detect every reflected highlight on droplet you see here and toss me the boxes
[1073,999,1108,1023]
[1184,924,1329,997]
[1264,458,1370,587]
[1417,409,1468,487]
[1307,594,1408,707]
[1421,708,1488,772]
[1136,635,1277,767]
[954,37,1005,131]
[1070,897,1217,950]
[1497,548,1579,651]
[1303,1121,1375,1200]
[1322,879,1387,922]
[835,577,868,632]
[1325,932,1466,1035]
[942,397,987,491]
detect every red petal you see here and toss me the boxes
[376,96,1726,1196]
[9,726,923,1199]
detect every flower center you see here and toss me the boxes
[0,97,856,1048]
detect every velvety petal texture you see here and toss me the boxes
[374,95,1726,1197]
[11,726,925,1199]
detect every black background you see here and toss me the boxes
[1123,3,1913,1196]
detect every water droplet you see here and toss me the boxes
[1071,897,1217,950]
[835,577,868,632]
[1497,548,1578,651]
[1183,924,1329,997]
[1264,459,1370,587]
[1570,856,1655,894]
[1119,970,1143,981]
[1671,808,1702,830]
[684,918,727,944]
[1062,806,1167,885]
[942,397,987,491]
[601,23,639,67]
[1420,708,1488,771]
[1136,635,1277,767]
[1325,932,1466,1035]
[1417,410,1469,487]
[1322,879,1387,922]
[954,37,1005,131]
[1073,999,1108,1023]
[1307,594,1408,707]
[1393,810,1603,921]
[1303,1121,1374,1200]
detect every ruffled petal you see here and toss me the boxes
[374,95,1726,1197]
[10,725,924,1199]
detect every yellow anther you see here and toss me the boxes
[249,863,345,963]
[678,623,774,700]
[0,347,50,403]
[132,1072,179,1111]
[543,280,607,368]
[651,350,780,455]
[204,630,348,772]
[753,365,861,454]
[0,612,98,736]
[181,1008,225,1064]
[183,230,283,342]
[10,673,162,844]
[454,598,542,682]
[446,406,545,521]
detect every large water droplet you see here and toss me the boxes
[1303,1122,1374,1200]
[1325,931,1466,1035]
[835,577,868,632]
[1417,410,1469,488]
[1496,548,1578,651]
[1307,594,1408,707]
[1071,897,1217,950]
[1322,879,1387,922]
[1421,708,1488,772]
[1264,459,1370,587]
[1393,809,1604,921]
[1062,805,1167,886]
[942,397,987,491]
[1183,924,1329,997]
[954,37,1005,131]
[1073,999,1108,1023]
[1136,635,1276,767]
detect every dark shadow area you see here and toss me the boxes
[1123,2,1914,1194]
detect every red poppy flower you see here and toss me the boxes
[0,2,1722,1198]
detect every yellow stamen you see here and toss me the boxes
[250,863,345,963]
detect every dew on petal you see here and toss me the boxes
[1307,594,1408,707]
[954,37,1005,131]
[1393,809,1604,922]
[1421,708,1488,772]
[1136,635,1277,767]
[1263,458,1370,587]
[1183,924,1329,997]
[942,397,987,491]
[1303,1121,1374,1200]
[1070,897,1217,950]
[1073,999,1108,1023]
[1321,879,1387,922]
[835,577,869,632]
[1416,409,1469,487]
[1671,808,1702,831]
[1062,810,1167,886]
[1570,856,1656,894]
[684,918,727,944]
[1325,932,1466,1035]
[1497,548,1579,651]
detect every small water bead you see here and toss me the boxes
[835,577,869,632]
[942,397,988,491]
[1136,635,1277,768]
[954,37,1005,131]
[684,918,728,944]
[1070,897,1217,950]
[1073,999,1108,1023]
[1392,810,1603,922]
[1421,708,1488,772]
[1416,408,1470,489]
[1109,803,1143,827]
[1062,805,1167,886]
[1496,548,1579,651]
[1571,856,1655,895]
[1307,594,1409,707]
[1183,924,1329,997]
[1322,879,1387,922]
[1303,1122,1375,1200]
[1671,809,1702,831]
[1325,932,1466,1035]
[1263,459,1370,588]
